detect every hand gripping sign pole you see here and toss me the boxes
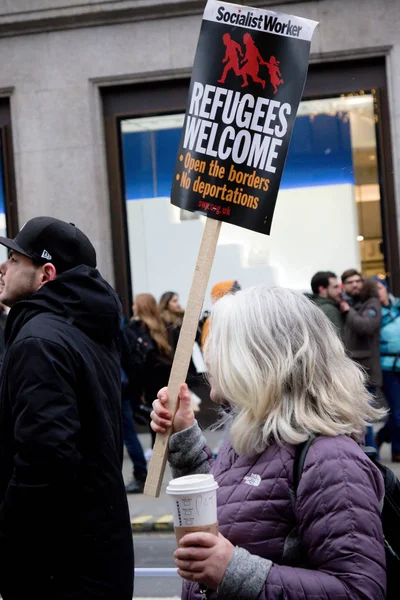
[145,0,318,497]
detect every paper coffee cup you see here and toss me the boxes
[166,474,219,543]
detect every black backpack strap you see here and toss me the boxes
[293,435,317,497]
[359,444,379,460]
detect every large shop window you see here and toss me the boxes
[103,59,398,314]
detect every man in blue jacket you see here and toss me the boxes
[0,217,134,599]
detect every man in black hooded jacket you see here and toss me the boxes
[0,217,134,599]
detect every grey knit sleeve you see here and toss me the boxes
[217,546,272,600]
[168,421,212,478]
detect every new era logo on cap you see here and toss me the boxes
[41,249,52,261]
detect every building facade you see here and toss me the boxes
[0,0,399,313]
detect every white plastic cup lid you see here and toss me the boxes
[166,474,218,495]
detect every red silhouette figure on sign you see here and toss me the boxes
[218,33,243,84]
[264,56,284,94]
[240,33,268,89]
[217,33,285,94]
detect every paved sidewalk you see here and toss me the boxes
[125,428,400,533]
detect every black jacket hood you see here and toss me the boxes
[5,265,122,346]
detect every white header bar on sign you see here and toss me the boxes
[203,0,318,42]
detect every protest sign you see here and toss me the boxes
[171,0,318,234]
[145,1,318,497]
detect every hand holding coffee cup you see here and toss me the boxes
[174,531,234,591]
[151,383,195,434]
[169,475,234,590]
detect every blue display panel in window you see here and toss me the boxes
[122,130,154,199]
[121,113,354,201]
[154,129,182,198]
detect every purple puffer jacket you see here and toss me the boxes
[172,428,386,600]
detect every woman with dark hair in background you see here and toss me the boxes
[159,291,184,328]
[160,290,204,389]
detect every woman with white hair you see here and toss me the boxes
[151,285,386,600]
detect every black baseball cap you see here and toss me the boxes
[0,216,97,273]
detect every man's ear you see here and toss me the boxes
[39,262,57,285]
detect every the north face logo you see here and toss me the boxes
[243,473,261,487]
[41,249,52,260]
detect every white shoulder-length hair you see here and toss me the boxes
[206,284,385,456]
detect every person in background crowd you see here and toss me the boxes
[307,271,343,337]
[341,274,382,448]
[120,313,148,493]
[200,280,241,350]
[151,285,386,600]
[0,217,134,600]
[160,290,204,388]
[375,276,400,462]
[341,268,363,306]
[159,291,184,328]
[0,301,7,369]
[121,293,173,450]
[120,317,150,494]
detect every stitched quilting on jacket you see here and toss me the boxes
[170,425,386,600]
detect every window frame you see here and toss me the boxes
[102,57,399,315]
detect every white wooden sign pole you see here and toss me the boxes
[144,217,222,497]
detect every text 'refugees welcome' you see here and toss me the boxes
[183,82,292,174]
